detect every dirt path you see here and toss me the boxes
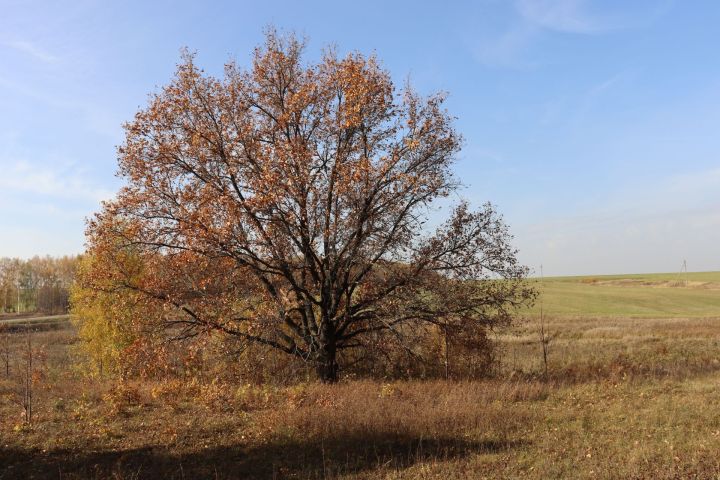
[0,314,71,332]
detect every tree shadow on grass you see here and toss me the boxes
[1,432,526,479]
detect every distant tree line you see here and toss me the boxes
[0,256,78,315]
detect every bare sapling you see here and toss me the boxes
[20,321,34,424]
[538,265,551,377]
[1,323,9,376]
[13,322,47,424]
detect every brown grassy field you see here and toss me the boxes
[2,277,720,479]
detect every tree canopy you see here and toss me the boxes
[83,31,534,382]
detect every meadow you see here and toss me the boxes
[1,272,720,479]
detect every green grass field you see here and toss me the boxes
[528,271,720,318]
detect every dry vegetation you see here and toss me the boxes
[2,275,720,479]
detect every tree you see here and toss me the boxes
[11,323,47,424]
[70,253,147,377]
[1,323,10,376]
[85,30,534,382]
[0,258,21,313]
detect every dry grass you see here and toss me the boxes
[2,312,720,479]
[500,315,720,383]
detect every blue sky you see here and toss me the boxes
[1,0,718,275]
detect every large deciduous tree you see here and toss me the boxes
[86,31,534,382]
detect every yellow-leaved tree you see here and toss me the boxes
[71,251,163,377]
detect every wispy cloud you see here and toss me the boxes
[3,39,60,64]
[0,160,114,203]
[472,23,539,69]
[472,1,672,69]
[539,71,630,125]
[516,0,675,34]
[588,72,627,96]
[515,0,602,33]
[559,69,636,125]
[515,0,607,34]
[472,0,604,69]
[0,73,124,140]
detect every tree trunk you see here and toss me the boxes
[315,343,339,383]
